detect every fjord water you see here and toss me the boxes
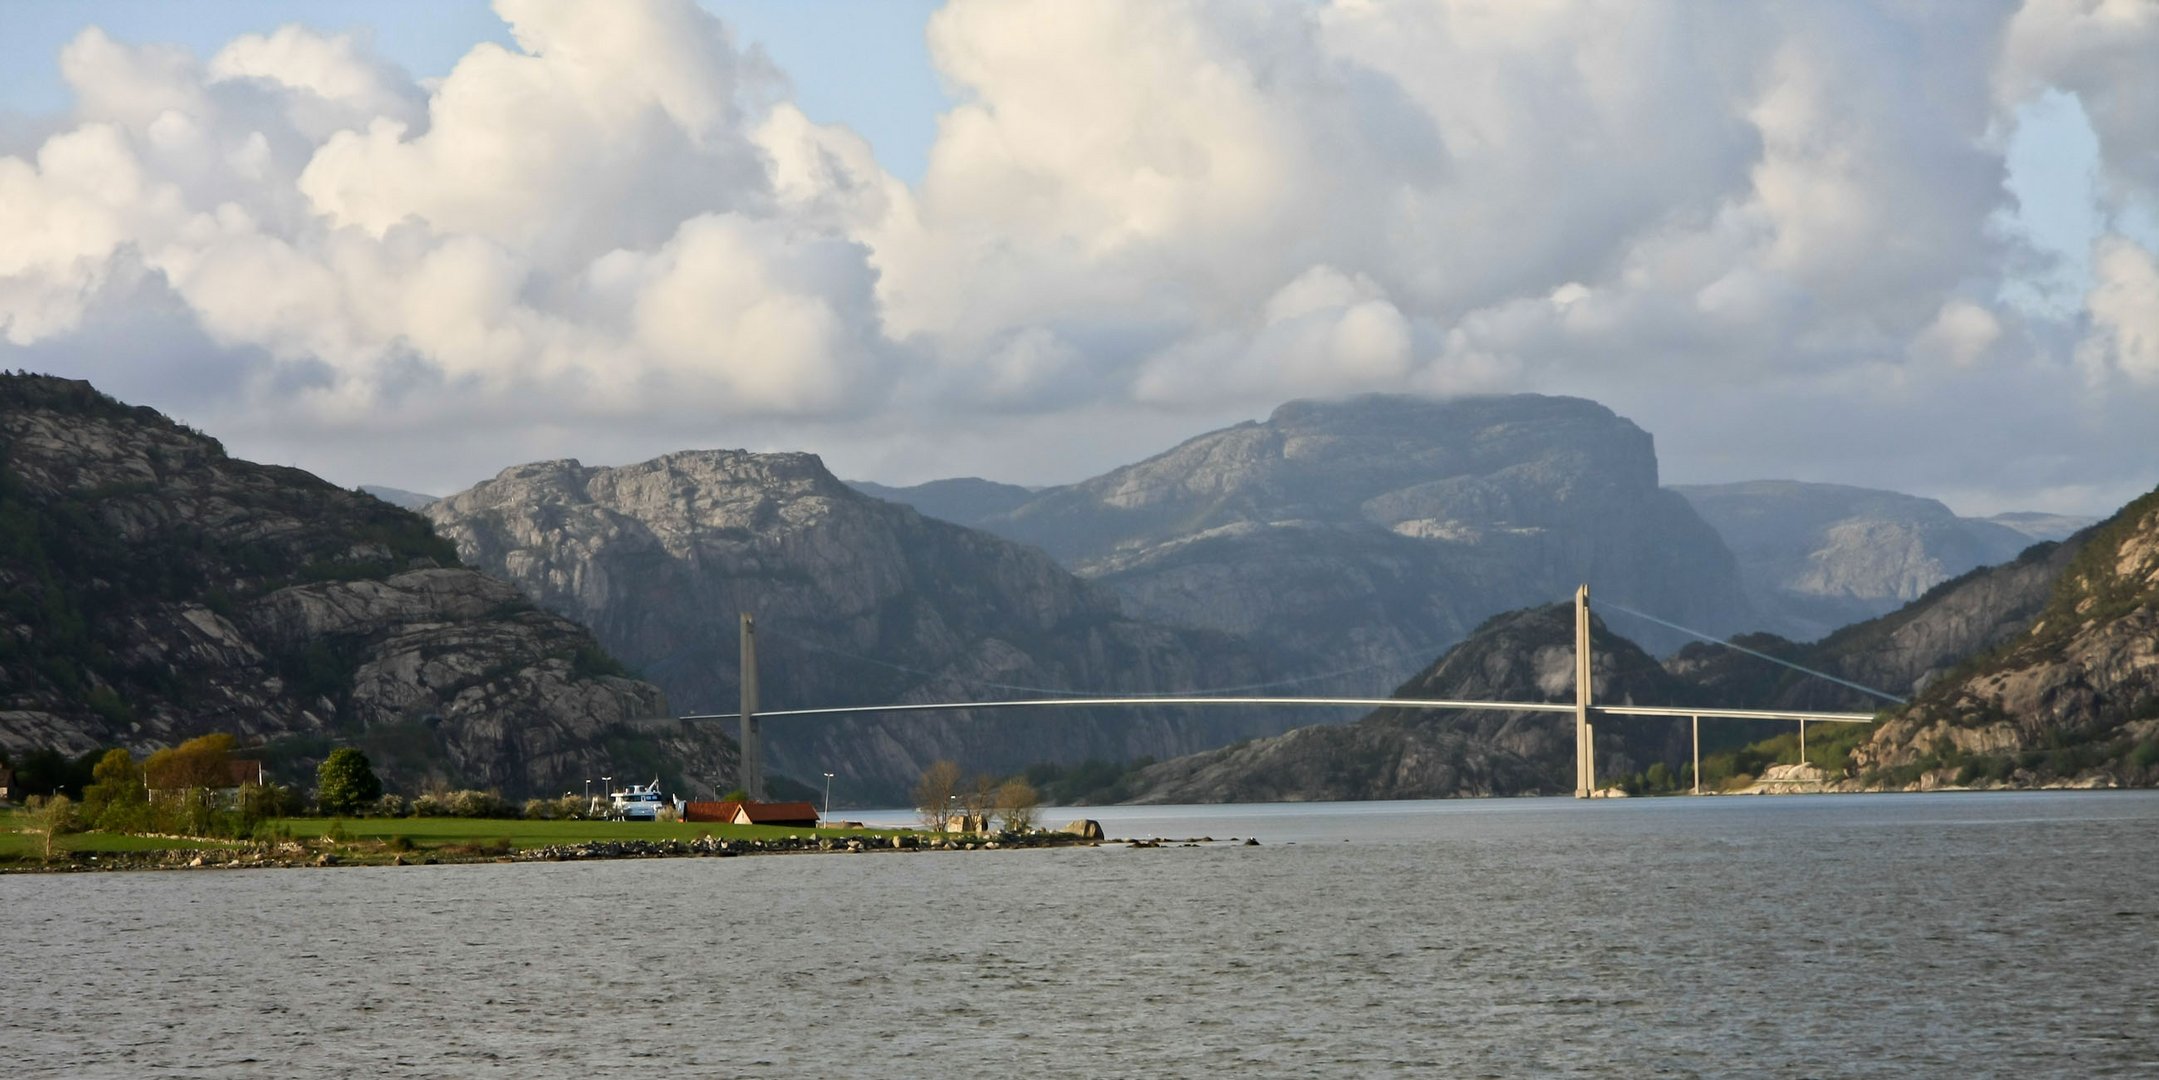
[8,793,2156,1077]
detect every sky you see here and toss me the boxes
[2,0,2156,517]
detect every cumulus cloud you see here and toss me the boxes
[0,0,2155,513]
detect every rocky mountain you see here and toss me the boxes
[359,485,439,511]
[426,452,1284,804]
[1672,480,2039,642]
[1125,605,1700,802]
[880,395,1751,685]
[848,477,1034,528]
[0,375,712,800]
[1854,484,2159,786]
[1666,537,2081,714]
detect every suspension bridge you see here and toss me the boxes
[681,586,1881,801]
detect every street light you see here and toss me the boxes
[822,772,834,822]
[601,775,612,818]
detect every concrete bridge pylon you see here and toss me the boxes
[1575,584,1594,798]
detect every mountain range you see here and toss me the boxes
[1125,481,2156,802]
[0,375,717,799]
[423,451,1280,803]
[7,374,2141,808]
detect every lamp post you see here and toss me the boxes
[949,793,958,833]
[822,772,834,822]
[601,775,612,818]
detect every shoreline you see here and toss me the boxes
[0,823,1241,875]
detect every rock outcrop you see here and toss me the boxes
[1125,605,1701,802]
[427,451,1279,803]
[897,395,1750,684]
[1672,480,2039,641]
[0,375,706,799]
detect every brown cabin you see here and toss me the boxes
[682,799,820,827]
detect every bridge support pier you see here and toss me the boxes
[1693,714,1701,795]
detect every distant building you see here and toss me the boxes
[682,799,820,827]
[0,763,12,803]
[945,811,992,834]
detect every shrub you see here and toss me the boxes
[446,789,506,818]
[374,793,409,818]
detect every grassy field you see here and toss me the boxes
[0,821,241,859]
[271,816,901,848]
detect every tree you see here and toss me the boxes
[144,733,238,835]
[82,748,151,832]
[143,733,236,791]
[24,794,80,860]
[960,773,998,833]
[316,748,383,815]
[913,759,961,831]
[994,777,1039,832]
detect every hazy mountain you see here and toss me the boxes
[848,477,1035,527]
[1672,480,2038,642]
[919,394,1752,683]
[0,376,708,799]
[426,451,1283,803]
[1125,605,1699,802]
[359,485,440,511]
[1980,511,2095,543]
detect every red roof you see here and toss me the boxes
[736,801,819,825]
[683,800,742,823]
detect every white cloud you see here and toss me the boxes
[1,0,2156,514]
[2078,234,2159,384]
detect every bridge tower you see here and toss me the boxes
[739,612,766,801]
[1575,584,1594,798]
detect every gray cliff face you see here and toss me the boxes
[944,394,1749,682]
[0,376,694,799]
[428,451,1279,803]
[1127,605,1699,803]
[1673,481,2038,642]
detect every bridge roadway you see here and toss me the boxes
[694,589,1879,800]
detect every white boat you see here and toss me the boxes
[608,779,668,821]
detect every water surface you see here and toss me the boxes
[7,791,2155,1077]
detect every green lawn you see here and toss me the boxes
[0,806,908,865]
[273,816,902,850]
[0,828,241,859]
